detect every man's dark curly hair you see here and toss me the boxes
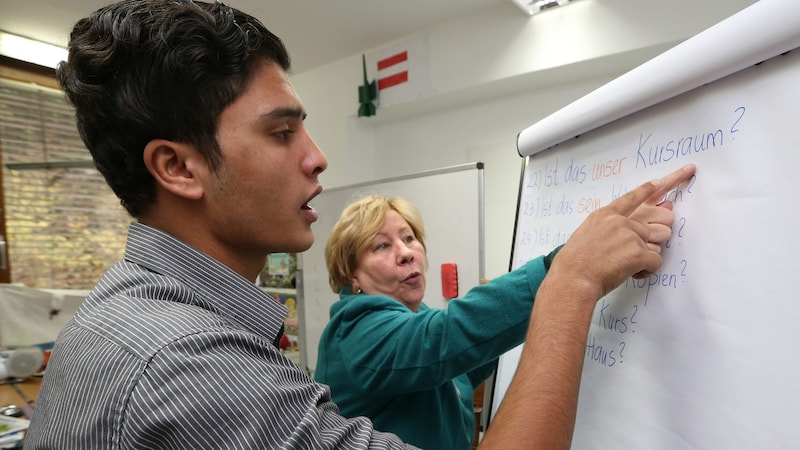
[58,0,290,217]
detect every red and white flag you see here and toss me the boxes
[377,51,410,91]
[366,35,430,108]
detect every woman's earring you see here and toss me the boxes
[353,286,362,294]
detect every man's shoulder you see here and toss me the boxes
[71,266,236,359]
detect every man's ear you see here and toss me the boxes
[143,139,205,200]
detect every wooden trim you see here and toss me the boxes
[0,56,59,90]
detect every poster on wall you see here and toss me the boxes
[258,253,301,365]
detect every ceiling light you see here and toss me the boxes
[512,0,580,16]
[0,31,67,69]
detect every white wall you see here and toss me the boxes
[292,0,757,281]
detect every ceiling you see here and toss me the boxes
[1,0,514,74]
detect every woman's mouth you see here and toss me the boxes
[403,272,422,283]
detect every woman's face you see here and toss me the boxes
[350,210,427,312]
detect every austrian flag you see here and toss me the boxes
[377,51,409,90]
[365,35,431,108]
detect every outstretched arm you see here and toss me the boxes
[479,163,696,450]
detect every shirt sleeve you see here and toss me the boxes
[465,358,499,389]
[125,329,418,450]
[334,256,548,394]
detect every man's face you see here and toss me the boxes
[203,61,327,270]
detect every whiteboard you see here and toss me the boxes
[490,1,800,448]
[299,163,485,374]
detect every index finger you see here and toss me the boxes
[649,163,696,205]
[608,164,696,217]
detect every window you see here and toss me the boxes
[0,77,128,289]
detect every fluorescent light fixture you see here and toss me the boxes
[0,31,67,69]
[512,0,580,16]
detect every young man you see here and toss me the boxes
[25,1,695,448]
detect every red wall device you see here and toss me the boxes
[441,263,458,299]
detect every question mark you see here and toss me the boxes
[686,174,697,194]
[619,341,626,363]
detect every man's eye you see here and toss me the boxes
[275,130,294,141]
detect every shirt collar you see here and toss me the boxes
[124,221,287,342]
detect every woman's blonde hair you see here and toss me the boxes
[325,195,426,293]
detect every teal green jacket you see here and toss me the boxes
[315,256,548,450]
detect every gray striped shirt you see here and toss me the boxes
[25,222,415,449]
